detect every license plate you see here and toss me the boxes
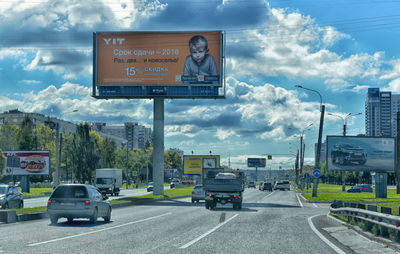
[354,153,362,156]
[60,202,74,206]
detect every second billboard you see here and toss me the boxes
[326,136,395,172]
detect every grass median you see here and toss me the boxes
[15,186,194,215]
[300,183,400,215]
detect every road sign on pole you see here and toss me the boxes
[312,169,321,178]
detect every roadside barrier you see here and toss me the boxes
[330,200,399,231]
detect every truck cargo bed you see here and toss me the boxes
[203,179,244,192]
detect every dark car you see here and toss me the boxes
[147,182,154,192]
[191,184,205,203]
[347,184,373,193]
[248,182,256,188]
[47,184,111,224]
[259,182,264,190]
[331,143,367,165]
[261,182,273,191]
[0,184,23,209]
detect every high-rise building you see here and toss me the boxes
[93,122,152,150]
[365,88,400,137]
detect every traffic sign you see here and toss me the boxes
[312,169,321,178]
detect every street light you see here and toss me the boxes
[327,112,362,136]
[295,85,324,197]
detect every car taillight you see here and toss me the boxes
[233,195,237,198]
[47,200,52,206]
[85,200,90,205]
[209,194,213,197]
[192,190,195,194]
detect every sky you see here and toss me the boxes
[1,0,400,171]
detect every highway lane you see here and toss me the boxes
[0,188,339,254]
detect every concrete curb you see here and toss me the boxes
[327,212,400,253]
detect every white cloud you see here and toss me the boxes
[215,128,237,140]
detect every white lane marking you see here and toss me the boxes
[313,203,318,208]
[259,191,275,202]
[308,215,346,254]
[296,194,303,208]
[28,212,172,247]
[179,214,239,249]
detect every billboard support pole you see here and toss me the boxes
[153,98,164,196]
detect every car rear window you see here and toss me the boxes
[51,186,88,199]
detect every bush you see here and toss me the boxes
[380,225,389,237]
[372,224,380,236]
[30,182,53,188]
[389,228,400,243]
[360,221,373,232]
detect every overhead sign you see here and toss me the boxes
[247,158,266,168]
[326,136,395,172]
[93,31,225,99]
[3,151,50,176]
[183,155,220,175]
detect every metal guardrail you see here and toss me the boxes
[330,201,400,231]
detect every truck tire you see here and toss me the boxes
[205,202,210,209]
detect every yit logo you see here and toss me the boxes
[103,38,125,45]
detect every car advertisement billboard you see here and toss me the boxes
[93,31,224,98]
[2,151,51,176]
[326,136,395,172]
[183,155,220,175]
[247,158,266,168]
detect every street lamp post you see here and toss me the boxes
[295,85,324,197]
[327,112,362,191]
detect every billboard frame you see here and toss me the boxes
[326,135,396,172]
[247,158,266,168]
[3,150,51,176]
[92,31,226,99]
[183,155,220,175]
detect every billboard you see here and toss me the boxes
[326,136,395,172]
[247,158,266,168]
[93,31,225,99]
[183,155,220,175]
[3,151,51,176]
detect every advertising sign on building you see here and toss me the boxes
[93,31,225,99]
[2,151,50,176]
[183,155,220,175]
[247,158,266,168]
[326,136,395,172]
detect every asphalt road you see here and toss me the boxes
[0,188,342,254]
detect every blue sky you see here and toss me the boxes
[1,0,400,170]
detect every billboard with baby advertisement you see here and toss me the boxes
[183,155,220,175]
[93,31,224,98]
[2,151,50,176]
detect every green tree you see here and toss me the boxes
[17,115,36,150]
[99,137,116,168]
[0,148,5,179]
[72,123,99,183]
[0,123,20,150]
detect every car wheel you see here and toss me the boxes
[50,215,58,224]
[191,199,194,203]
[67,217,73,223]
[90,208,98,224]
[103,207,111,222]
[18,201,23,209]
[4,203,8,209]
[205,202,210,209]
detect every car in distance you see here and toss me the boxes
[248,181,256,188]
[147,182,154,192]
[0,184,23,209]
[170,179,180,189]
[258,182,264,190]
[191,184,205,203]
[274,180,290,191]
[347,184,373,193]
[260,182,273,191]
[47,184,111,224]
[331,143,367,165]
